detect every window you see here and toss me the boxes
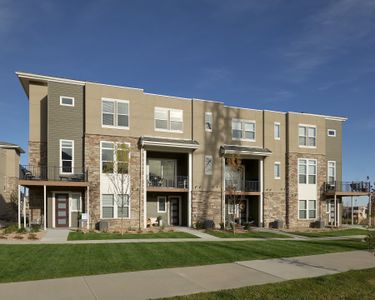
[299,125,316,147]
[102,194,114,218]
[298,159,316,184]
[60,96,74,107]
[205,155,213,175]
[70,194,81,212]
[327,129,336,137]
[205,112,212,131]
[154,107,183,132]
[60,140,74,174]
[102,194,130,219]
[274,122,280,140]
[328,161,336,184]
[232,119,256,141]
[102,98,129,129]
[299,199,317,219]
[157,196,167,213]
[117,194,130,218]
[101,142,130,174]
[274,162,281,179]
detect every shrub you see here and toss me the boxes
[14,235,24,240]
[30,224,41,232]
[28,233,38,240]
[365,230,375,255]
[219,222,225,230]
[194,221,204,229]
[16,227,27,234]
[244,222,252,230]
[4,224,18,234]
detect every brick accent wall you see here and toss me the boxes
[29,141,47,166]
[192,191,222,226]
[263,191,286,228]
[286,152,326,228]
[85,134,145,230]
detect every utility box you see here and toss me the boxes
[99,221,109,232]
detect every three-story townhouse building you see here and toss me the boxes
[17,71,369,231]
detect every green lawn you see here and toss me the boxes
[68,231,198,240]
[289,228,369,238]
[0,240,366,283]
[206,230,288,239]
[162,268,375,299]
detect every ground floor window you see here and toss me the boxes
[299,199,317,219]
[157,196,167,213]
[102,194,130,219]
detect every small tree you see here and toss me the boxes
[225,156,243,235]
[104,143,130,235]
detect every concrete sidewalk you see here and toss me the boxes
[0,250,374,300]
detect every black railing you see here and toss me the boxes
[325,181,371,193]
[225,180,259,192]
[19,165,88,182]
[147,175,188,189]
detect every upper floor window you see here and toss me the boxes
[299,125,316,147]
[154,107,183,132]
[205,112,212,132]
[60,96,75,107]
[101,142,129,174]
[232,119,256,141]
[60,140,74,174]
[298,159,316,184]
[327,129,336,137]
[102,98,129,129]
[274,122,280,140]
[274,162,281,179]
[327,161,336,184]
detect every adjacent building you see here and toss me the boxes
[16,71,370,230]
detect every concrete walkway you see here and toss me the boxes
[40,229,70,242]
[0,250,374,300]
[174,227,220,239]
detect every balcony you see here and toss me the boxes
[147,175,188,191]
[325,181,371,195]
[225,180,260,193]
[19,165,88,182]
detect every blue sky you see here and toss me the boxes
[0,0,374,184]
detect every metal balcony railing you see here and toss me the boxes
[324,181,371,193]
[19,165,88,182]
[225,180,259,192]
[147,175,188,189]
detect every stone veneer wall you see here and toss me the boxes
[191,191,222,226]
[263,191,286,228]
[28,141,47,166]
[286,152,326,228]
[85,134,145,230]
[0,176,18,220]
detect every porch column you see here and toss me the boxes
[351,196,354,225]
[222,156,226,226]
[337,198,340,227]
[369,194,372,227]
[43,185,47,230]
[86,186,90,230]
[143,149,147,229]
[334,194,337,227]
[18,184,21,229]
[188,152,192,227]
[259,159,264,227]
[23,188,26,228]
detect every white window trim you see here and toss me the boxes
[157,196,167,213]
[154,107,183,133]
[101,97,130,130]
[205,112,213,132]
[59,139,74,175]
[327,129,336,137]
[298,199,318,220]
[274,162,281,179]
[231,119,256,142]
[298,124,317,149]
[274,122,281,140]
[298,158,317,185]
[327,160,336,183]
[60,96,75,107]
[100,141,130,175]
[100,193,131,220]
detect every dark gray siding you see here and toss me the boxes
[325,120,343,182]
[47,82,84,174]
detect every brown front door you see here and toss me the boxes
[169,197,180,226]
[56,193,69,227]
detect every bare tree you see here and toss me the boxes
[225,155,243,235]
[103,143,130,235]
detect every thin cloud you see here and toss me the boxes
[284,0,375,82]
